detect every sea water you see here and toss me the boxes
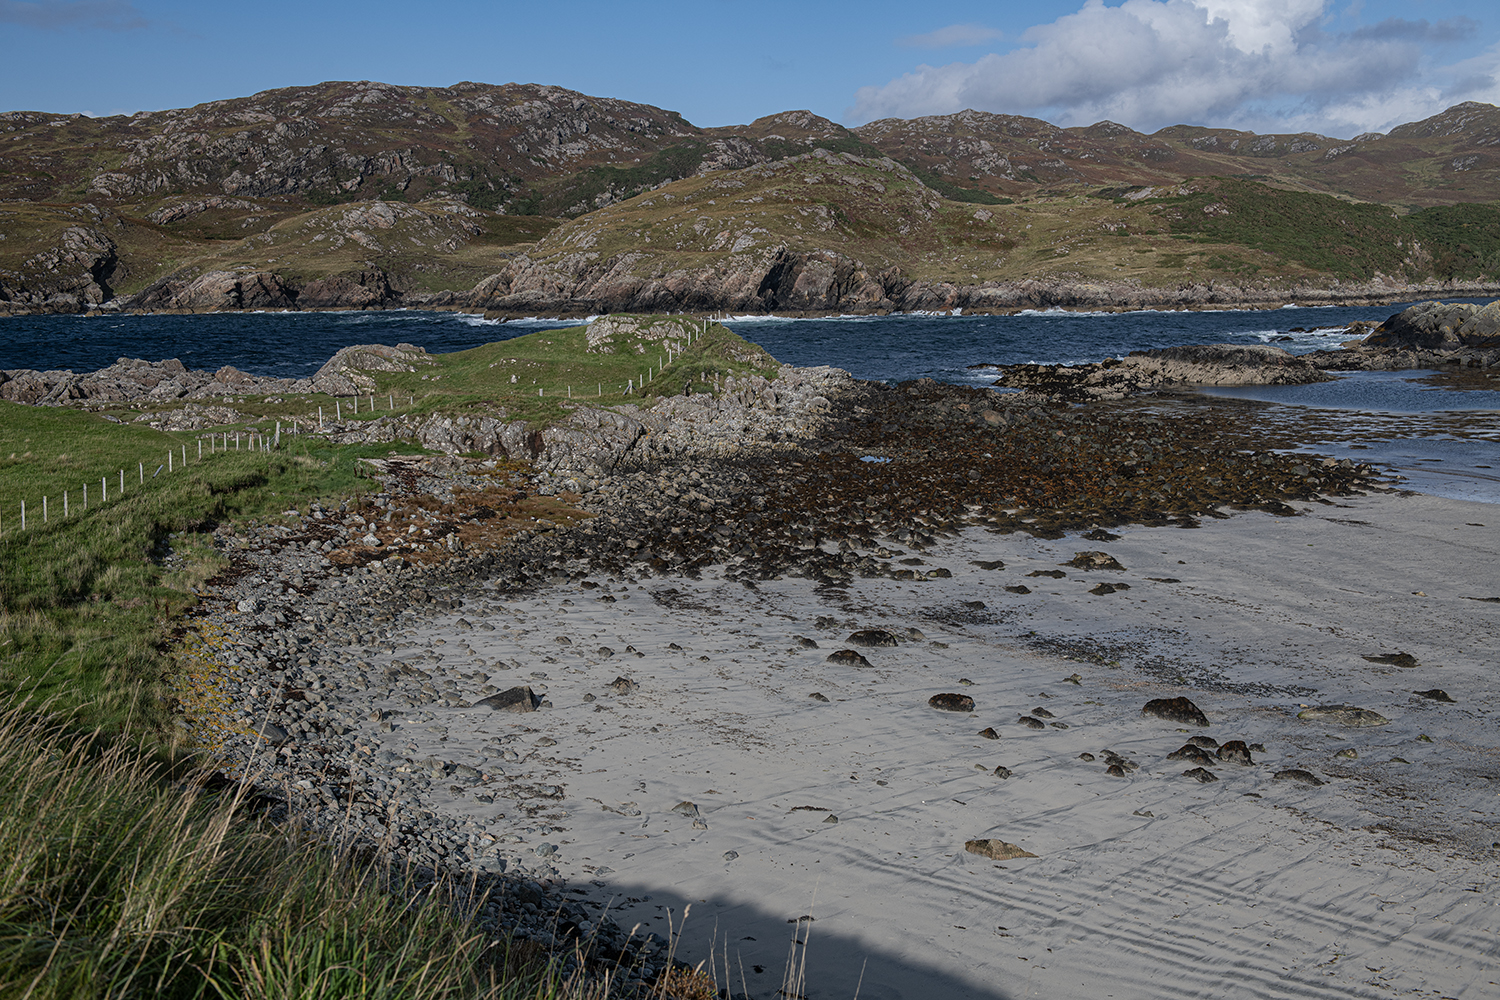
[1,302,1495,501]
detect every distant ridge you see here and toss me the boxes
[2,82,1498,315]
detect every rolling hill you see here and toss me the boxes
[2,81,1499,315]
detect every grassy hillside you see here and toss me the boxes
[523,154,1354,287]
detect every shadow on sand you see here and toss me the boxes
[566,877,1017,1000]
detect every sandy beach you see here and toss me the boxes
[166,356,1500,999]
[251,486,1497,999]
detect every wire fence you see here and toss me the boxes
[1,420,301,537]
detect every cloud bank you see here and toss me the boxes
[0,0,146,30]
[854,0,1499,137]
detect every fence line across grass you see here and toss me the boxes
[1,416,318,537]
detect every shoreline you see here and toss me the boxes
[184,473,1500,999]
[167,371,1498,996]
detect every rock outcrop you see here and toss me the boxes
[126,268,404,313]
[0,350,398,406]
[991,343,1331,401]
[1363,299,1500,350]
[1301,298,1500,370]
[324,363,849,477]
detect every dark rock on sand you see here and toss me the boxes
[1027,569,1067,579]
[1142,696,1210,727]
[1067,551,1126,571]
[1089,582,1131,595]
[1082,529,1120,541]
[1018,716,1046,729]
[809,692,831,702]
[1413,689,1456,702]
[1182,767,1219,783]
[1031,707,1055,719]
[978,727,1000,740]
[1106,763,1129,777]
[1188,736,1219,749]
[1363,651,1419,668]
[1078,752,1096,762]
[848,629,900,647]
[1004,585,1032,595]
[965,838,1037,860]
[1216,740,1254,765]
[1273,769,1326,786]
[610,676,637,694]
[795,636,819,648]
[930,693,976,712]
[992,765,1014,779]
[972,559,1006,570]
[827,649,874,668]
[477,686,540,713]
[1296,705,1390,726]
[1167,744,1216,765]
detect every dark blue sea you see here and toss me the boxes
[2,303,1496,500]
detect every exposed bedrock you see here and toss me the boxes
[1303,298,1500,371]
[990,344,1332,402]
[327,364,850,476]
[0,342,432,406]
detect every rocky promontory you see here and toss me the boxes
[1302,298,1500,371]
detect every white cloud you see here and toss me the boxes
[898,23,1006,49]
[851,0,1496,136]
[0,0,146,30]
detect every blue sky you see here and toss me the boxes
[1,0,1497,137]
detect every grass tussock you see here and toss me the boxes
[0,702,615,1000]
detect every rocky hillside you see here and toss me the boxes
[3,80,1499,315]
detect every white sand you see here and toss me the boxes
[357,491,1500,999]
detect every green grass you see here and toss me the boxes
[1145,179,1500,282]
[0,704,610,1000]
[358,318,781,428]
[1406,202,1500,279]
[0,402,393,734]
[513,142,711,218]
